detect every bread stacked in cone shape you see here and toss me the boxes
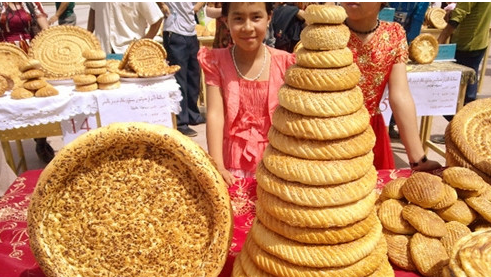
[231,5,394,277]
[19,59,59,98]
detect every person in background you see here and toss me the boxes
[198,3,295,273]
[0,2,54,164]
[271,2,306,53]
[205,2,232,49]
[341,2,441,171]
[159,2,206,137]
[387,2,430,139]
[87,2,163,54]
[48,2,76,26]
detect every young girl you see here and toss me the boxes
[197,2,295,274]
[341,2,441,171]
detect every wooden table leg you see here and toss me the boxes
[15,140,27,173]
[1,141,16,174]
[419,116,432,154]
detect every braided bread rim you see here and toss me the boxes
[285,64,361,91]
[300,24,350,51]
[295,47,353,69]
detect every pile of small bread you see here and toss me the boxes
[10,59,59,99]
[72,49,120,92]
[232,5,393,277]
[378,166,491,276]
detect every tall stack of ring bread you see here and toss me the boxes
[232,5,393,277]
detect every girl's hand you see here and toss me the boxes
[412,159,442,172]
[218,167,237,187]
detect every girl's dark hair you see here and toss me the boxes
[221,2,274,17]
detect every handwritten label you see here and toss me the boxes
[97,91,173,128]
[61,114,98,144]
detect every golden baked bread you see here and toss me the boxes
[303,4,348,25]
[96,72,120,84]
[378,199,417,235]
[432,183,459,210]
[449,229,491,277]
[23,79,47,91]
[231,253,247,277]
[402,204,447,238]
[272,106,370,141]
[128,38,168,75]
[440,221,472,257]
[10,86,34,99]
[464,194,491,223]
[19,58,42,72]
[428,8,447,29]
[98,81,121,90]
[285,64,361,91]
[82,49,106,60]
[277,85,364,117]
[443,166,488,192]
[238,247,274,277]
[35,84,59,97]
[436,199,477,226]
[409,34,439,64]
[256,202,377,245]
[300,24,350,51]
[29,25,102,78]
[27,122,233,277]
[367,259,395,277]
[0,42,29,87]
[410,232,450,277]
[267,126,374,161]
[250,218,382,268]
[72,74,97,86]
[256,162,377,207]
[0,75,7,96]
[262,145,374,186]
[257,186,378,228]
[75,83,98,92]
[84,67,107,76]
[20,69,44,80]
[295,46,353,69]
[381,178,407,200]
[84,59,107,68]
[401,172,445,208]
[383,229,417,271]
[244,230,387,277]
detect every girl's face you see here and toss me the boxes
[340,2,383,21]
[226,2,270,52]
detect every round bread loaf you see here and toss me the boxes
[35,84,59,97]
[303,4,348,25]
[272,106,370,141]
[27,122,233,277]
[11,87,34,99]
[75,82,98,92]
[84,59,107,68]
[98,81,121,90]
[278,85,363,117]
[73,74,97,86]
[409,34,439,64]
[285,64,360,91]
[97,72,120,84]
[300,24,350,51]
[85,67,107,75]
[82,49,106,60]
[23,79,47,91]
[20,69,44,80]
[295,46,353,68]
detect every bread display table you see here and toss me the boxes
[0,78,182,174]
[0,168,425,277]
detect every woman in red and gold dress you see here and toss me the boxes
[341,2,441,171]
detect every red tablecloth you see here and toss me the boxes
[0,169,429,277]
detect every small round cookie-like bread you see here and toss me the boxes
[383,229,417,271]
[409,34,439,64]
[82,49,106,60]
[401,172,445,208]
[303,4,348,25]
[97,72,120,84]
[440,221,471,257]
[23,79,48,91]
[296,46,353,68]
[75,82,98,92]
[11,87,34,99]
[285,64,360,91]
[436,199,477,226]
[300,24,350,51]
[267,126,374,160]
[84,59,107,68]
[402,204,447,238]
[378,199,417,235]
[19,59,42,72]
[73,74,97,86]
[35,84,59,97]
[381,178,407,200]
[85,67,107,76]
[272,105,370,141]
[278,85,363,117]
[98,81,121,90]
[20,69,45,80]
[410,232,450,277]
[442,166,488,192]
[431,183,458,210]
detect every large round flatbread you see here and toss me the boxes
[0,42,29,88]
[27,122,233,277]
[29,25,102,78]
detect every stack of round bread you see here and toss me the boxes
[378,166,491,276]
[15,59,59,98]
[232,5,393,277]
[73,50,121,92]
[445,97,491,184]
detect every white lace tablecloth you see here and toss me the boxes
[0,78,182,131]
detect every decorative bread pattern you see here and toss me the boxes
[0,42,29,88]
[443,166,488,192]
[303,4,347,25]
[410,232,449,277]
[250,218,382,268]
[449,229,491,277]
[27,122,233,277]
[10,87,34,99]
[402,172,445,208]
[402,204,447,238]
[381,178,407,200]
[285,64,360,91]
[378,199,417,235]
[295,47,353,68]
[440,221,471,257]
[239,247,275,277]
[278,85,363,117]
[272,106,370,141]
[383,229,417,271]
[35,84,59,97]
[432,183,459,210]
[128,39,167,74]
[409,34,439,64]
[262,146,374,186]
[300,24,350,51]
[436,199,477,226]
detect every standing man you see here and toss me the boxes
[48,2,77,26]
[160,2,206,137]
[87,2,164,54]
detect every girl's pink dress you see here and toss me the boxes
[198,46,295,275]
[347,21,409,170]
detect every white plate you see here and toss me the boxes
[46,79,74,86]
[120,74,175,83]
